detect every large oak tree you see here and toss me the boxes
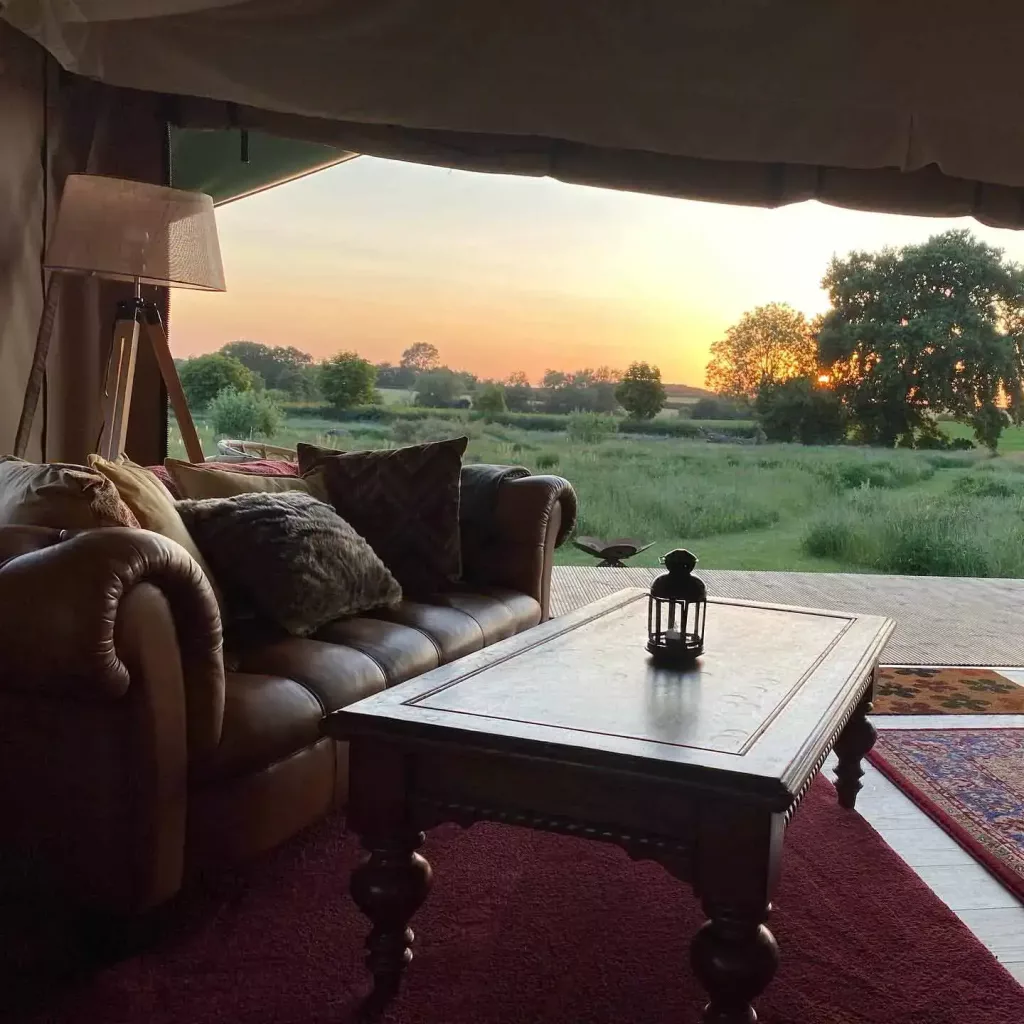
[817,229,1024,449]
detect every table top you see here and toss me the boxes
[327,589,894,806]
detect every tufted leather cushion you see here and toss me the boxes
[232,637,387,713]
[313,616,440,685]
[191,672,323,784]
[369,601,485,664]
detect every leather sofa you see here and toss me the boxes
[0,471,576,915]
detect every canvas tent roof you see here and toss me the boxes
[7,0,1024,227]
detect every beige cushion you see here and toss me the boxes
[87,455,219,593]
[0,457,139,529]
[165,459,312,500]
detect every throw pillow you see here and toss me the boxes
[87,455,219,593]
[297,437,467,596]
[165,459,315,500]
[176,491,402,637]
[0,457,139,529]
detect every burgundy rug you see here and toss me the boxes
[9,776,1024,1024]
[869,728,1024,903]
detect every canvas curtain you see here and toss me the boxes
[0,23,168,464]
[7,0,1024,226]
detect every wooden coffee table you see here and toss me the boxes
[325,590,894,1023]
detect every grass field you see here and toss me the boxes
[168,411,1024,578]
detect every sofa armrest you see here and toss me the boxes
[0,526,225,748]
[460,474,577,620]
[0,526,226,912]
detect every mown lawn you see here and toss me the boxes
[169,411,1024,578]
[941,420,1024,452]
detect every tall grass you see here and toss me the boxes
[803,490,1024,576]
[169,408,1024,578]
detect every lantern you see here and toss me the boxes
[647,549,707,666]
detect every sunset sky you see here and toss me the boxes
[171,156,1024,387]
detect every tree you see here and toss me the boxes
[320,352,377,410]
[817,229,1024,448]
[207,387,282,439]
[179,353,255,409]
[219,341,315,398]
[755,377,846,445]
[401,342,440,373]
[687,396,750,421]
[615,361,666,419]
[473,382,508,416]
[375,362,416,389]
[504,370,534,412]
[414,368,462,408]
[706,303,818,400]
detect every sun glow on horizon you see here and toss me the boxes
[170,157,1024,386]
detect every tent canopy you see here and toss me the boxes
[7,0,1024,227]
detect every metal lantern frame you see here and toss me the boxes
[646,549,707,666]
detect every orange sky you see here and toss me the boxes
[171,157,1024,386]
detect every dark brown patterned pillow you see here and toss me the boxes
[297,438,467,596]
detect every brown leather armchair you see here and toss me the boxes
[0,474,576,914]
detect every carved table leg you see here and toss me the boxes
[691,902,779,1024]
[833,687,877,810]
[691,802,784,1024]
[350,831,432,1016]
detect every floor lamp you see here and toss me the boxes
[14,174,226,464]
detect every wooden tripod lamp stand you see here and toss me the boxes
[14,174,226,464]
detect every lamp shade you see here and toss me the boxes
[44,174,226,291]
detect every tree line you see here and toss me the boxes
[176,338,669,429]
[705,229,1024,451]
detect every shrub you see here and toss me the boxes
[924,453,977,469]
[615,362,666,419]
[755,376,846,445]
[803,509,859,560]
[320,352,377,410]
[390,419,420,444]
[473,382,508,416]
[389,417,477,446]
[179,353,255,409]
[951,473,1024,499]
[535,452,560,470]
[207,387,282,439]
[686,396,750,420]
[813,457,933,491]
[566,411,617,443]
[415,368,464,408]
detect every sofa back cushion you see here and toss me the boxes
[165,459,313,500]
[0,457,139,529]
[150,459,299,499]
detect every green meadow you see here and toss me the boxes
[168,412,1024,578]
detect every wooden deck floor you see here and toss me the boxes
[550,565,1024,982]
[552,565,1024,667]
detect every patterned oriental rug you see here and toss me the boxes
[869,729,1024,902]
[874,666,1024,715]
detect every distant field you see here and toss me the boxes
[376,387,416,406]
[169,406,1024,579]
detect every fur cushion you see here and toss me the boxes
[176,491,401,637]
